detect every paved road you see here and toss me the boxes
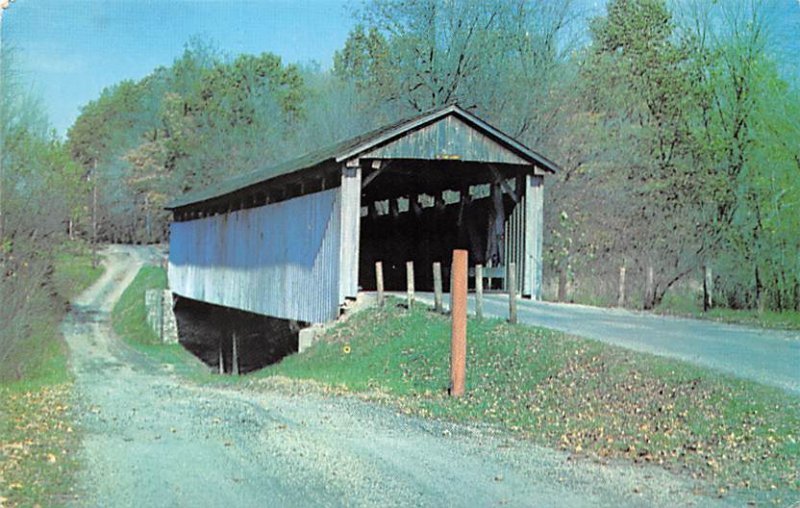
[404,292,800,395]
[60,246,730,507]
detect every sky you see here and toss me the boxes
[1,0,356,136]
[1,0,798,138]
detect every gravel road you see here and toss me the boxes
[63,246,731,507]
[404,292,800,395]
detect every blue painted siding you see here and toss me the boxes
[168,188,342,323]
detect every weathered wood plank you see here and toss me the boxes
[362,116,529,165]
[433,261,443,313]
[407,261,415,309]
[168,188,342,324]
[475,264,484,319]
[508,262,518,324]
[339,165,362,302]
[376,261,385,307]
[523,175,544,300]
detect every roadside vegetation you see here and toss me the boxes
[0,245,103,508]
[655,290,800,332]
[261,302,800,506]
[111,265,167,347]
[111,265,210,380]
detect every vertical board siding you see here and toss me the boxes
[339,165,362,301]
[504,192,525,295]
[169,188,341,323]
[362,116,528,165]
[522,175,544,299]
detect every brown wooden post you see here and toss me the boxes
[508,262,518,324]
[475,264,484,320]
[450,250,468,397]
[406,261,415,309]
[618,266,626,307]
[231,332,239,376]
[703,265,713,312]
[375,261,384,307]
[433,262,443,313]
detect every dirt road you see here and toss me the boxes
[63,246,730,507]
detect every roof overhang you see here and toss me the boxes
[166,104,558,211]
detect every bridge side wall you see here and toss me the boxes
[168,188,342,324]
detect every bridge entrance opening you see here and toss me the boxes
[358,159,529,293]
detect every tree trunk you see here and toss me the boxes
[642,265,654,310]
[557,268,567,302]
[755,265,765,313]
[794,280,800,312]
[703,265,713,312]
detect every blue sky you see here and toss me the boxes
[2,0,356,136]
[1,0,798,138]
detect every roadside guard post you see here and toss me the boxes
[450,249,468,397]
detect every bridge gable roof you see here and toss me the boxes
[166,104,557,210]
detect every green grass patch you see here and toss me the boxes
[53,242,104,302]
[267,301,800,505]
[111,265,167,347]
[1,242,103,507]
[110,266,211,380]
[657,290,800,332]
[699,308,800,331]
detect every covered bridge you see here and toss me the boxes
[166,104,557,325]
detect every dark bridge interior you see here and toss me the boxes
[358,159,525,292]
[174,297,299,373]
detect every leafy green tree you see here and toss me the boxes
[0,47,89,378]
[678,0,796,311]
[580,0,707,308]
[67,40,307,243]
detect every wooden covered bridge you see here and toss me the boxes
[166,104,557,329]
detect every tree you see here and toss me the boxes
[338,0,577,131]
[578,0,711,308]
[1,47,87,378]
[67,41,309,243]
[678,0,794,310]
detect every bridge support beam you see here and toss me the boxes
[232,332,239,376]
[339,164,362,302]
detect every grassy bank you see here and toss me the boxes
[110,265,209,379]
[0,243,103,508]
[656,291,800,331]
[265,301,799,505]
[111,265,167,347]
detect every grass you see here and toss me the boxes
[52,243,104,302]
[111,265,167,347]
[263,300,800,506]
[0,242,104,508]
[110,265,212,380]
[656,290,800,332]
